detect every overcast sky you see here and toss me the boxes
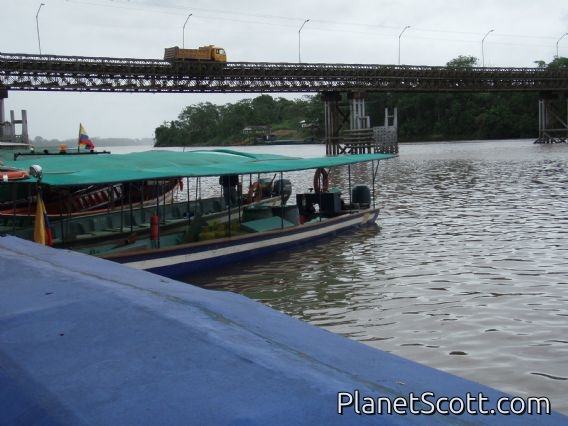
[2,0,568,140]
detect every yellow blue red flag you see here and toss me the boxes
[34,190,53,246]
[78,123,95,151]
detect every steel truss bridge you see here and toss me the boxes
[1,52,568,93]
[1,51,568,148]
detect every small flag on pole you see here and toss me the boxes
[78,123,95,152]
[34,190,53,246]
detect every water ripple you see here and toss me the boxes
[186,140,568,414]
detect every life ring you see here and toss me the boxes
[247,181,263,204]
[313,168,329,193]
[1,167,30,182]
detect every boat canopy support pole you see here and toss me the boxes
[372,160,380,210]
[185,177,190,226]
[279,171,284,229]
[348,164,352,211]
[194,177,201,218]
[128,182,133,233]
[136,182,143,224]
[152,194,160,249]
[226,184,232,237]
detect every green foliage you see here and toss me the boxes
[154,95,323,146]
[547,56,568,69]
[365,91,537,142]
[446,55,479,67]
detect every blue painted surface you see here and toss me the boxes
[0,235,566,425]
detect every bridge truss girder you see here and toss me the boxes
[1,52,568,93]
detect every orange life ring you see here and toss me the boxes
[313,168,329,193]
[1,167,29,182]
[247,181,263,204]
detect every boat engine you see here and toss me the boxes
[272,179,292,204]
[351,185,371,208]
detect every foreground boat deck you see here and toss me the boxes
[0,236,565,424]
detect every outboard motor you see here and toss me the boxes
[259,178,274,198]
[351,184,371,208]
[273,179,292,204]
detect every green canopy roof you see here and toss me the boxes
[6,149,396,186]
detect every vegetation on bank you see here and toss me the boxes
[154,95,322,147]
[154,57,568,146]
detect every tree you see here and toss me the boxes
[154,55,545,146]
[446,55,479,68]
[548,56,568,69]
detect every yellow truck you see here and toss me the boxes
[163,45,227,62]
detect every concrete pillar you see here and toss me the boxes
[0,87,7,139]
[9,110,16,140]
[21,110,29,145]
[349,91,369,130]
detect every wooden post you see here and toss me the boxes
[322,91,343,156]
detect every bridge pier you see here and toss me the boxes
[535,92,568,143]
[323,91,347,156]
[323,91,398,155]
[0,88,29,146]
[348,91,370,130]
[0,87,7,139]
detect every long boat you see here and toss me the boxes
[0,149,395,279]
[0,123,183,217]
[1,148,181,217]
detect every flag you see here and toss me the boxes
[78,123,95,151]
[34,190,53,246]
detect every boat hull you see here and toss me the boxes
[104,209,379,279]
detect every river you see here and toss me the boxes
[134,139,568,415]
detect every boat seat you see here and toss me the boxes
[123,215,137,227]
[106,215,121,230]
[67,222,87,240]
[240,217,295,233]
[166,206,181,219]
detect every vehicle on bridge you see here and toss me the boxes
[163,45,227,62]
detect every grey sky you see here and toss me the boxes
[2,0,567,140]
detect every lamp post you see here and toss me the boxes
[182,13,192,49]
[36,3,45,55]
[481,29,494,67]
[398,25,410,65]
[556,32,568,58]
[298,19,310,63]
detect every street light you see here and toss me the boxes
[298,19,310,63]
[481,29,494,67]
[182,13,192,49]
[556,32,568,58]
[398,25,410,65]
[36,3,45,55]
